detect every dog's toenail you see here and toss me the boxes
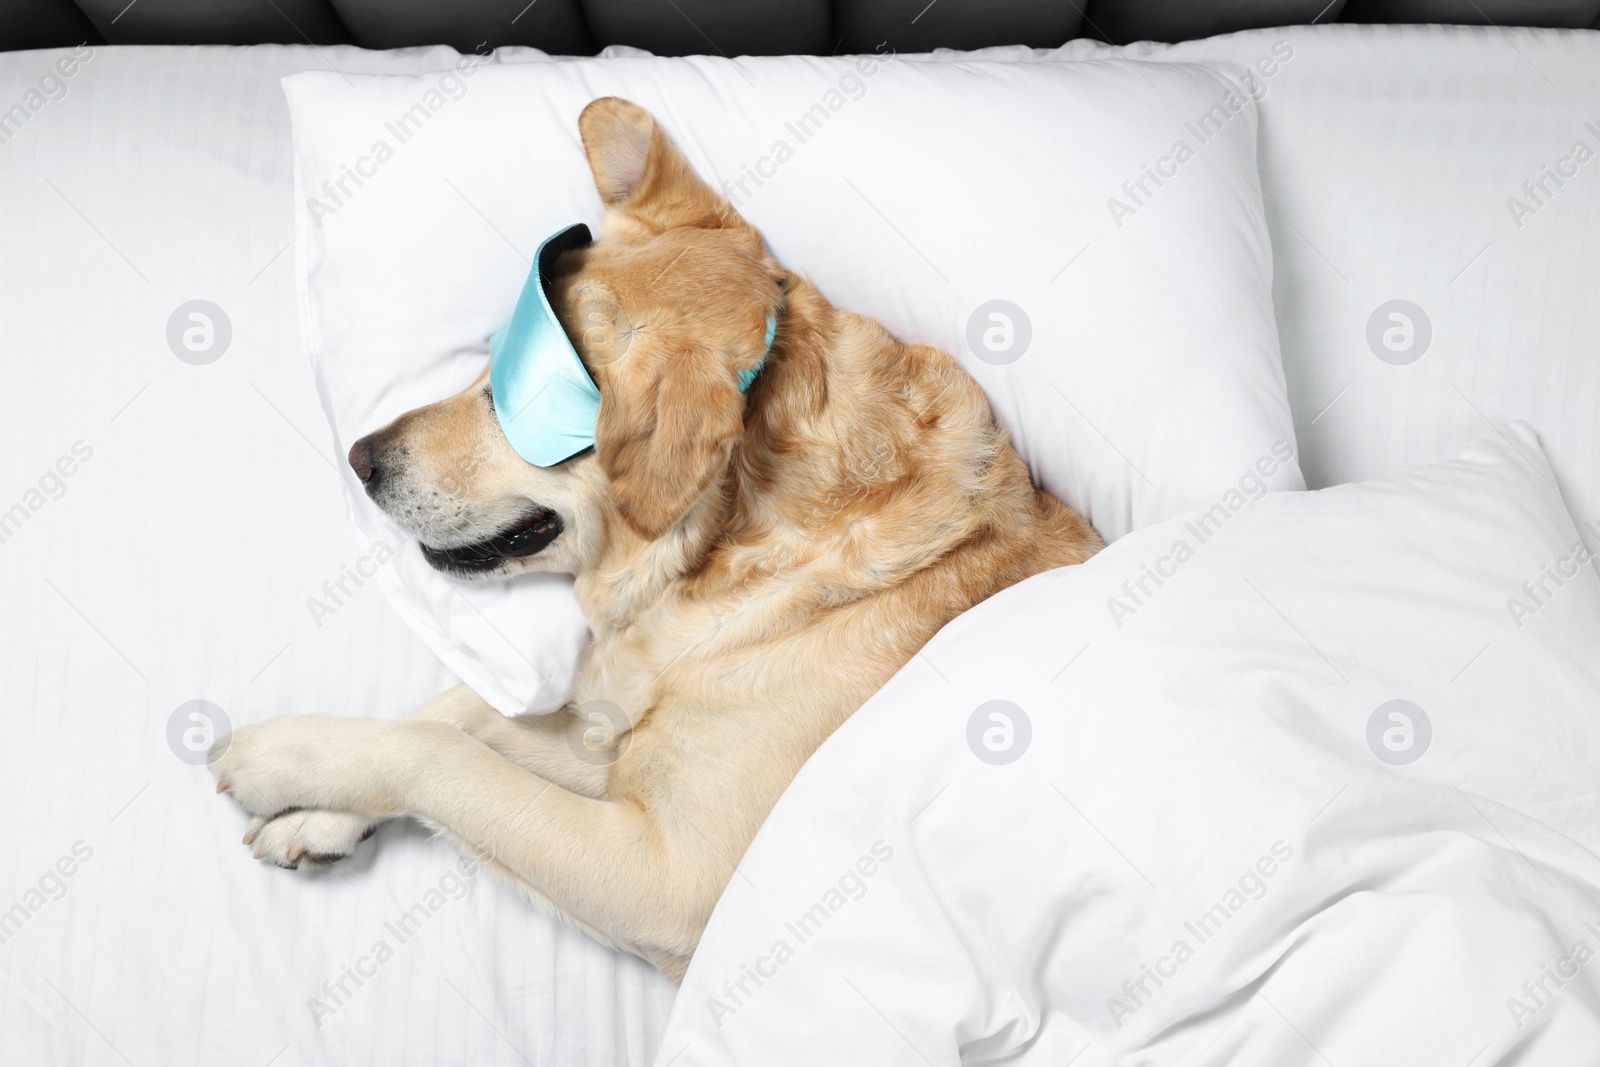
[288,844,306,862]
[242,827,259,846]
[216,780,231,794]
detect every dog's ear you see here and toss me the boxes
[594,343,745,540]
[578,97,730,231]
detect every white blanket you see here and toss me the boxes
[658,426,1600,1065]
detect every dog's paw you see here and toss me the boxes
[211,717,321,817]
[242,810,379,870]
[211,715,397,818]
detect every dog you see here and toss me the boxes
[212,96,1102,980]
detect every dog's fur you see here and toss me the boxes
[212,97,1102,980]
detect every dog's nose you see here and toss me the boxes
[348,436,378,485]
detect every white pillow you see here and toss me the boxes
[286,54,1302,713]
[659,422,1600,1064]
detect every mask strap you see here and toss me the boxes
[738,311,778,394]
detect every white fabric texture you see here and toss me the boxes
[5,22,1600,1067]
[285,53,1302,715]
[0,45,675,1067]
[659,424,1600,1065]
[1142,26,1600,526]
[915,25,1600,530]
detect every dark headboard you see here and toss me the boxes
[5,0,1599,54]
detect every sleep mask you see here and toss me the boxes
[489,223,774,468]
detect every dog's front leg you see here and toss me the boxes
[213,715,708,972]
[407,684,614,798]
[223,688,614,869]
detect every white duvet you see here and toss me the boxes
[660,426,1600,1065]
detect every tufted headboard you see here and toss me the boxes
[6,0,1600,54]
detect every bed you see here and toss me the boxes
[2,20,1598,1067]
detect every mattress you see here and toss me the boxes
[1,23,1597,1067]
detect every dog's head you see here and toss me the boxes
[349,98,785,579]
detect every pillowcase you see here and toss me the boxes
[286,53,1302,713]
[659,422,1600,1064]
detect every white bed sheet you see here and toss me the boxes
[0,44,676,1067]
[1141,25,1600,526]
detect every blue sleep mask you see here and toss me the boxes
[489,223,775,468]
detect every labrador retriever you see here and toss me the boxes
[212,96,1102,980]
